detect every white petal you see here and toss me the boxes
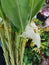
[32,33,41,48]
[20,21,41,48]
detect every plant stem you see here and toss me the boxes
[19,38,28,65]
[0,28,11,65]
[3,20,15,65]
[15,33,20,65]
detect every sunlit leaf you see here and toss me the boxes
[1,0,45,32]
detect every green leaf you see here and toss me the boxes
[1,0,45,32]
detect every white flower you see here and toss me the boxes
[20,21,41,48]
[42,18,49,28]
[45,18,49,26]
[0,17,2,23]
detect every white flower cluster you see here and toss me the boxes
[20,21,41,48]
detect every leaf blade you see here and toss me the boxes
[1,0,45,32]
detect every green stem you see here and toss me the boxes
[0,28,11,65]
[3,20,15,65]
[19,38,28,65]
[15,33,20,65]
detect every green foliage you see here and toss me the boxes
[24,43,42,65]
[24,31,49,65]
[41,31,49,57]
[1,0,45,32]
[41,31,49,42]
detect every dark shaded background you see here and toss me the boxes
[0,47,6,65]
